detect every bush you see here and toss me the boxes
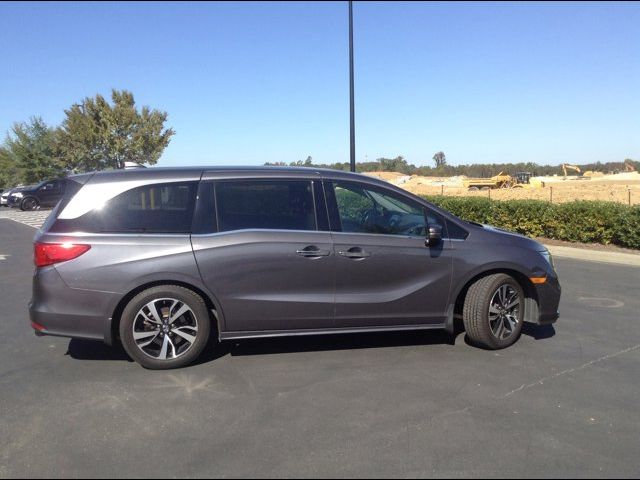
[422,196,640,250]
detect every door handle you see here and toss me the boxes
[338,247,371,259]
[296,246,331,257]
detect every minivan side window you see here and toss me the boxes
[216,180,316,232]
[50,182,198,234]
[330,181,428,237]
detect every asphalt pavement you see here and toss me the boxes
[1,217,639,478]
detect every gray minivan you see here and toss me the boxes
[30,167,560,369]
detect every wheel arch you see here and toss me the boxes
[20,195,39,211]
[106,280,225,346]
[445,267,540,333]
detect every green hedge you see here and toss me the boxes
[422,196,640,250]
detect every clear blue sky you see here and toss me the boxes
[1,1,638,167]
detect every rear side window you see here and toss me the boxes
[41,179,82,232]
[216,180,316,232]
[50,182,197,234]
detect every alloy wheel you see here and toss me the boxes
[22,198,38,211]
[488,284,521,340]
[132,298,199,360]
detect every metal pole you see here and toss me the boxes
[349,0,356,172]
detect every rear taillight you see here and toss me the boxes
[34,242,91,267]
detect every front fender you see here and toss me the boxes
[444,260,542,334]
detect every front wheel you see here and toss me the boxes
[119,285,212,369]
[20,197,39,211]
[463,273,524,349]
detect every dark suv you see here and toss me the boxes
[9,178,66,211]
[30,167,560,369]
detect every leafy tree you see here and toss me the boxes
[289,155,314,167]
[379,156,411,174]
[1,117,64,186]
[0,146,21,189]
[57,89,175,171]
[432,151,447,168]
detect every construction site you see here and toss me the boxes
[366,161,640,205]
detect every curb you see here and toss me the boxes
[545,244,640,267]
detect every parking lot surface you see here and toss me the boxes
[1,216,639,478]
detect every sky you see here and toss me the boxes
[0,1,638,168]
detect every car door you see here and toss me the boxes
[191,177,336,333]
[37,180,64,207]
[325,179,453,328]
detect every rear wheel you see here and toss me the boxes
[119,285,212,369]
[20,196,39,211]
[463,273,524,349]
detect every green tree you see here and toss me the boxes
[1,117,64,185]
[432,151,447,168]
[379,155,411,173]
[289,155,314,167]
[0,146,21,189]
[57,89,175,171]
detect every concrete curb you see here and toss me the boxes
[545,244,640,267]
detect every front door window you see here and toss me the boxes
[332,182,428,237]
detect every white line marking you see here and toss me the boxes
[502,344,640,398]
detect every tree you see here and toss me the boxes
[0,146,20,189]
[432,151,447,168]
[290,155,314,167]
[379,156,410,173]
[57,89,175,171]
[1,117,64,186]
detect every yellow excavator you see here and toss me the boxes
[561,163,582,179]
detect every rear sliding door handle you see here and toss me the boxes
[338,247,371,259]
[296,246,331,257]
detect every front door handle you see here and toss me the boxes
[296,246,331,257]
[338,247,371,259]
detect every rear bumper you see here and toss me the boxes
[29,303,107,341]
[29,266,119,343]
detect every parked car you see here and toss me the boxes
[8,179,66,211]
[30,167,561,369]
[1,186,22,207]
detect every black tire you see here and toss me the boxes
[119,285,212,369]
[20,196,39,211]
[468,186,480,191]
[463,273,525,350]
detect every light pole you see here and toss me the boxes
[349,0,356,172]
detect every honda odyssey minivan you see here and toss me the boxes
[30,167,560,369]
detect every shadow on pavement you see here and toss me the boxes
[66,322,556,365]
[66,339,133,362]
[522,322,556,340]
[223,329,456,358]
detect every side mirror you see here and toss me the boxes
[425,224,443,247]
